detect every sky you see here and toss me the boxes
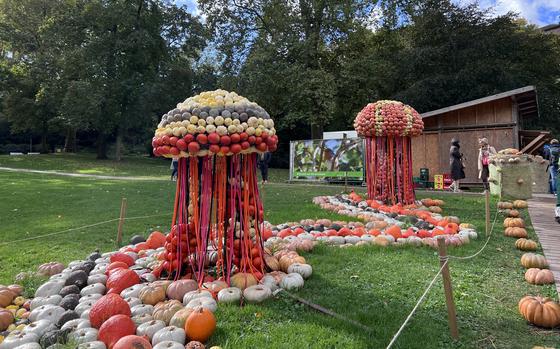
[174,0,560,27]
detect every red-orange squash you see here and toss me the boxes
[106,268,140,294]
[89,293,131,328]
[146,231,166,249]
[110,252,135,267]
[99,314,136,348]
[519,296,560,328]
[185,307,216,342]
[113,335,152,349]
[385,225,402,240]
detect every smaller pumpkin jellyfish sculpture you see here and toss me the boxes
[354,100,424,205]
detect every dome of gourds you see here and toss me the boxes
[354,100,424,137]
[152,89,278,157]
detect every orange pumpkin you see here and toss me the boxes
[504,218,525,228]
[139,284,166,305]
[521,253,548,269]
[0,289,15,307]
[146,231,166,249]
[385,225,402,240]
[519,296,560,328]
[185,307,216,342]
[515,238,538,251]
[525,268,555,285]
[0,308,14,331]
[504,227,528,238]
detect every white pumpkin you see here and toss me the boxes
[280,273,304,290]
[49,273,69,282]
[71,327,99,344]
[243,285,272,303]
[182,290,212,305]
[137,320,166,340]
[29,305,65,323]
[30,295,62,310]
[21,320,53,338]
[34,280,65,297]
[61,318,85,331]
[287,263,312,279]
[74,301,95,316]
[217,287,242,304]
[94,257,109,264]
[81,308,91,319]
[344,236,361,244]
[360,234,375,242]
[132,314,154,326]
[131,304,154,317]
[9,343,41,349]
[141,273,157,283]
[87,274,106,286]
[327,236,345,245]
[77,341,107,349]
[124,251,138,260]
[69,260,84,268]
[153,341,184,349]
[79,294,102,304]
[260,275,279,292]
[186,297,217,313]
[135,257,152,269]
[80,283,106,296]
[121,284,147,299]
[125,297,142,308]
[0,331,39,349]
[152,326,186,345]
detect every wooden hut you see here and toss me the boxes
[411,86,548,185]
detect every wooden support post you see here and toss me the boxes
[485,190,490,235]
[437,237,459,340]
[116,198,127,247]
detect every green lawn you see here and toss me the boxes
[0,158,558,348]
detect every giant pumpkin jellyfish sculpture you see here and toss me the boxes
[151,90,278,286]
[354,100,424,205]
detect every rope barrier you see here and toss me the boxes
[386,259,449,349]
[0,212,169,245]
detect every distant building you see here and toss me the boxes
[412,86,548,184]
[541,23,560,35]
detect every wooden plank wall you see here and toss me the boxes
[412,97,516,184]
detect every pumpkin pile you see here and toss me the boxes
[0,285,29,341]
[310,194,477,248]
[354,100,424,205]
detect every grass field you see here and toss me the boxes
[0,155,558,348]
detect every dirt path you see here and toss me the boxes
[0,166,166,181]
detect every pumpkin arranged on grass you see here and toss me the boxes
[518,296,560,328]
[170,308,194,328]
[106,268,140,295]
[184,307,216,342]
[525,268,555,285]
[515,238,538,251]
[230,273,258,290]
[513,200,529,209]
[504,218,525,228]
[152,300,183,324]
[37,262,65,276]
[278,253,306,273]
[139,284,166,306]
[89,293,131,328]
[113,335,153,349]
[521,253,549,269]
[504,227,528,238]
[0,308,14,331]
[498,201,514,209]
[0,288,15,307]
[429,206,442,214]
[504,209,520,218]
[166,280,198,301]
[99,314,137,348]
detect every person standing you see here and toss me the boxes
[449,138,465,192]
[545,139,560,195]
[477,137,496,191]
[170,156,179,181]
[258,152,272,184]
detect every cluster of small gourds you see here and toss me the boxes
[152,90,278,157]
[498,200,560,331]
[0,285,29,343]
[353,100,424,137]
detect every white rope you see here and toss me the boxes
[0,213,169,245]
[447,209,500,260]
[386,259,449,349]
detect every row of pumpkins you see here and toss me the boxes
[0,231,315,349]
[498,200,560,331]
[309,195,478,248]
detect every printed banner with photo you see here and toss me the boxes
[291,138,364,180]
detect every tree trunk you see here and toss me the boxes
[96,132,108,159]
[63,127,77,153]
[115,126,123,161]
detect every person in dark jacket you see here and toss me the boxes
[258,152,272,184]
[544,139,560,195]
[449,138,465,192]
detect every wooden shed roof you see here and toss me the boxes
[421,85,538,120]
